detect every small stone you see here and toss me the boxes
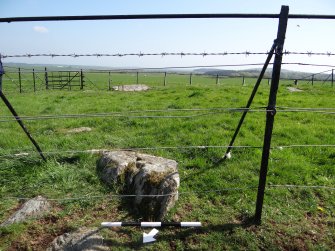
[1,196,51,226]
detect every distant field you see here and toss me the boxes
[0,75,334,250]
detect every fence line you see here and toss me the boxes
[0,107,333,123]
[1,144,334,159]
[2,184,334,202]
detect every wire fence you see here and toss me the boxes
[1,9,335,228]
[2,61,335,93]
[1,144,334,160]
[2,184,334,202]
[0,107,334,123]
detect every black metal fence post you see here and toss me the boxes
[216,74,219,85]
[136,71,139,84]
[0,57,46,161]
[254,5,289,225]
[0,55,3,92]
[218,40,278,163]
[189,73,193,85]
[332,69,333,87]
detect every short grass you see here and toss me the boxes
[0,75,334,250]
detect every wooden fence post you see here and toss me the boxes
[18,67,22,93]
[108,71,111,90]
[45,67,49,90]
[332,69,333,87]
[254,5,289,225]
[312,75,315,85]
[33,69,36,92]
[164,72,167,86]
[136,72,139,84]
[80,69,84,90]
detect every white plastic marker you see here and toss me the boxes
[143,228,159,243]
[225,151,232,159]
[101,221,202,244]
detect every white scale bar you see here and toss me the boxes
[101,222,122,227]
[181,222,202,227]
[141,222,162,227]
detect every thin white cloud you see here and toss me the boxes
[33,26,49,33]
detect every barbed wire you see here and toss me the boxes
[2,184,334,202]
[2,51,335,59]
[0,144,334,159]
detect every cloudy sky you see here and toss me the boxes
[1,0,335,72]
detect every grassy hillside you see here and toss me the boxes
[0,76,334,250]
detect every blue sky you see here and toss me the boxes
[1,0,335,72]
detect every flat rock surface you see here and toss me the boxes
[112,84,149,91]
[287,87,303,92]
[1,196,51,226]
[47,227,108,251]
[66,127,92,133]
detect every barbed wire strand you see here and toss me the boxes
[2,51,335,59]
[2,184,334,202]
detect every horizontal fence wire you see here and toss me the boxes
[1,144,334,159]
[0,108,268,123]
[2,184,334,202]
[0,107,334,123]
[2,51,335,59]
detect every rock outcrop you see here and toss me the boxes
[47,227,108,251]
[97,151,179,220]
[1,196,51,226]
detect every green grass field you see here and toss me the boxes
[0,74,334,250]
